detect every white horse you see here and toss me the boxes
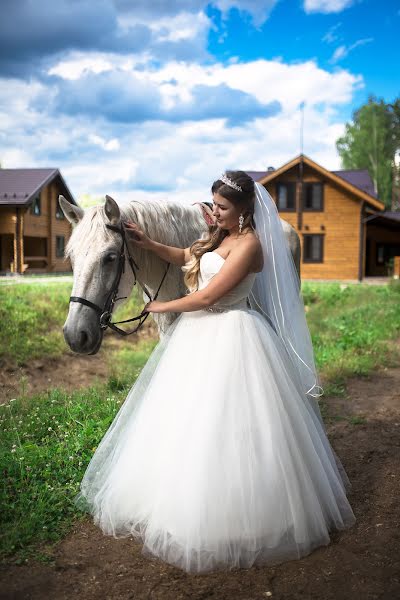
[60,195,300,354]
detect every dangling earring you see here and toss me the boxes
[239,213,244,233]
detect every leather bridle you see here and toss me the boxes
[69,223,170,336]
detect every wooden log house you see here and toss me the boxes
[0,169,77,274]
[247,154,400,281]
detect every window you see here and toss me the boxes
[30,195,41,216]
[303,234,324,263]
[55,198,65,219]
[56,236,65,258]
[303,183,323,211]
[276,182,295,211]
[376,244,385,265]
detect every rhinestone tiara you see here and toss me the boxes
[220,173,242,192]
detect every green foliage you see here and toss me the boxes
[107,341,157,391]
[0,362,151,561]
[0,284,71,364]
[336,95,400,208]
[302,281,400,382]
[0,388,118,558]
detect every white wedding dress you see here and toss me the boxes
[75,250,356,573]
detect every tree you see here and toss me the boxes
[336,95,400,209]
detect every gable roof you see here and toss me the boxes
[0,168,77,207]
[247,154,385,211]
[331,169,377,199]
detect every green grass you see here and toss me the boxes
[107,340,158,391]
[0,340,154,563]
[302,279,400,386]
[0,283,146,365]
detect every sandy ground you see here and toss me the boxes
[0,342,399,600]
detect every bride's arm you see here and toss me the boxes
[124,221,191,266]
[148,239,192,266]
[146,238,260,313]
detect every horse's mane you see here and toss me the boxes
[66,199,206,261]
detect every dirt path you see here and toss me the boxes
[0,324,158,404]
[1,348,399,600]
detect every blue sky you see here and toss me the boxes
[0,0,398,205]
[208,0,398,109]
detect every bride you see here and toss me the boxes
[74,171,356,573]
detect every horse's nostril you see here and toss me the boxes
[80,330,89,347]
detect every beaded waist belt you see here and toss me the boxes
[204,305,229,313]
[204,301,249,313]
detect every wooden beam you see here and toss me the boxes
[13,209,18,273]
[358,201,365,281]
[19,211,24,273]
[25,256,49,262]
[297,155,303,231]
[48,185,53,270]
[13,208,24,274]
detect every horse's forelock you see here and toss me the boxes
[65,205,115,258]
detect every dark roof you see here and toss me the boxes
[245,170,270,181]
[246,165,378,200]
[381,210,400,222]
[331,169,377,199]
[365,210,400,230]
[0,168,76,207]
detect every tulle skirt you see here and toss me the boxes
[75,306,356,573]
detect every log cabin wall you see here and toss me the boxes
[23,181,72,272]
[0,207,16,235]
[0,207,18,271]
[0,181,73,273]
[264,165,363,280]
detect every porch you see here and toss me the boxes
[364,212,400,278]
[0,234,50,274]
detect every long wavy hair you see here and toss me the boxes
[182,170,256,293]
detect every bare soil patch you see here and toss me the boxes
[1,346,399,600]
[0,323,158,404]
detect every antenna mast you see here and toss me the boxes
[297,101,305,231]
[300,101,305,155]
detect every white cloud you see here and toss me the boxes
[88,134,120,151]
[0,55,364,206]
[214,0,279,26]
[322,22,342,44]
[329,37,374,63]
[145,11,211,43]
[150,58,362,112]
[304,0,356,13]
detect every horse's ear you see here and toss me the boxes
[59,195,84,224]
[104,195,120,225]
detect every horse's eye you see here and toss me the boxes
[104,252,118,264]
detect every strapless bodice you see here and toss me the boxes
[197,251,257,311]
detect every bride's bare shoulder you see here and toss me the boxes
[237,232,263,271]
[240,231,262,253]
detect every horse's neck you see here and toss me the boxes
[121,201,207,300]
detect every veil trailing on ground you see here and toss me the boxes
[248,183,324,419]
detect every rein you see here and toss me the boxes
[69,223,170,336]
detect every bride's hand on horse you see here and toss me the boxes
[124,221,153,250]
[143,300,166,313]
